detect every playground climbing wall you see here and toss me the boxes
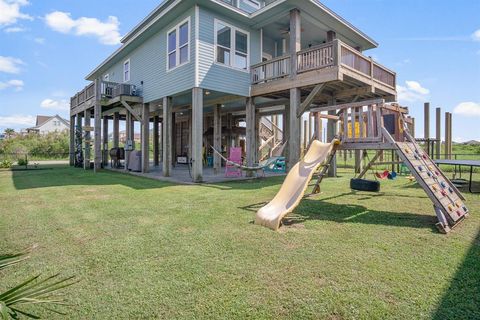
[396,141,469,228]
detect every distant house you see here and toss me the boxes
[27,115,70,134]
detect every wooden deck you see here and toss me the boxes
[70,81,142,115]
[250,39,396,103]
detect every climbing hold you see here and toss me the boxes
[448,205,453,212]
[414,155,419,160]
[432,184,438,192]
[456,210,463,217]
[428,165,433,171]
[423,154,428,159]
[435,171,440,176]
[448,187,454,193]
[418,166,423,171]
[455,202,461,208]
[405,148,410,153]
[440,181,447,189]
[463,206,468,212]
[441,190,447,197]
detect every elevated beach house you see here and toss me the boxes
[70,0,397,182]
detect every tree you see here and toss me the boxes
[4,129,15,139]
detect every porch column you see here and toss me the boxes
[162,97,173,177]
[246,97,256,177]
[102,116,109,167]
[84,109,91,170]
[327,97,337,177]
[125,111,132,171]
[289,8,301,76]
[69,115,75,166]
[153,115,160,167]
[141,103,150,173]
[192,88,204,182]
[94,106,102,172]
[113,112,120,148]
[75,114,83,166]
[287,88,301,170]
[213,104,222,174]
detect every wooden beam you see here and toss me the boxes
[310,98,385,113]
[246,97,256,177]
[191,88,203,182]
[213,104,222,174]
[121,100,141,122]
[297,83,326,118]
[141,103,150,173]
[162,97,173,177]
[357,150,383,179]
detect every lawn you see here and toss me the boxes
[0,166,479,319]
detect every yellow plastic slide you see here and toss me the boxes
[255,140,336,230]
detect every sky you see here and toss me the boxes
[0,0,479,141]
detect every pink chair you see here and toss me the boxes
[225,147,243,177]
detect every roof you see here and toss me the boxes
[86,0,378,80]
[31,115,70,130]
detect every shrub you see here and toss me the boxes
[0,160,12,168]
[17,158,28,166]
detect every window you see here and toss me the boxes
[215,20,249,70]
[241,0,260,9]
[123,60,130,82]
[103,74,109,81]
[167,18,190,70]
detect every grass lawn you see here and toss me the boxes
[0,166,479,319]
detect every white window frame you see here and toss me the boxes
[166,17,191,72]
[240,0,260,9]
[214,19,250,72]
[123,59,130,83]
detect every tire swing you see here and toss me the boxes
[350,151,381,192]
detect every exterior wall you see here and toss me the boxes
[38,118,69,134]
[102,8,196,103]
[197,6,261,97]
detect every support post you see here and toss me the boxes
[153,115,160,167]
[191,88,204,182]
[141,103,150,173]
[93,79,102,172]
[246,97,256,177]
[289,9,301,77]
[102,116,109,167]
[162,97,173,177]
[424,102,430,155]
[125,111,132,171]
[69,115,75,166]
[327,98,337,177]
[303,119,308,154]
[445,112,450,160]
[213,104,222,174]
[435,107,441,159]
[288,88,301,170]
[113,112,120,148]
[84,109,91,170]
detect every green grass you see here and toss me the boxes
[0,166,479,319]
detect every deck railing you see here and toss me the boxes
[70,81,138,109]
[250,39,396,89]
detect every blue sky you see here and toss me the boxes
[0,0,479,141]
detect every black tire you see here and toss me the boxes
[350,178,380,192]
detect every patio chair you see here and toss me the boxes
[225,147,243,177]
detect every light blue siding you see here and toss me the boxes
[238,0,261,13]
[103,8,196,103]
[197,6,260,97]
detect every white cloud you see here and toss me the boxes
[0,0,32,26]
[45,11,121,45]
[4,26,26,33]
[396,80,430,103]
[472,29,480,41]
[0,56,24,74]
[0,79,24,91]
[34,37,45,44]
[453,102,480,117]
[40,98,69,111]
[0,114,35,128]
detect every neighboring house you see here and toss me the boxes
[70,0,397,181]
[27,115,70,134]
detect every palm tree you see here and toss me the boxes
[0,251,77,319]
[4,129,15,139]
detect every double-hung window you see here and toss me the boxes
[215,20,249,70]
[123,60,130,82]
[167,18,190,70]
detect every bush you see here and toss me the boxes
[0,160,12,168]
[17,158,28,166]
